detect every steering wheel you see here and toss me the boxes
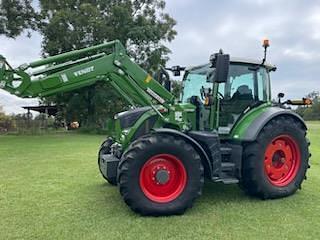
[218,92,224,99]
[200,86,206,100]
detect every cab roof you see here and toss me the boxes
[186,57,276,72]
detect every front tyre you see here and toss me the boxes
[241,116,310,199]
[118,134,204,216]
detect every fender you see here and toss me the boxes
[153,128,214,179]
[241,107,307,141]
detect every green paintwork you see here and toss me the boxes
[230,102,272,139]
[120,109,158,148]
[115,103,197,148]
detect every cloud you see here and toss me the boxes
[283,48,320,60]
[0,31,42,114]
[165,0,320,100]
[0,32,42,67]
[1,0,320,114]
[0,90,39,114]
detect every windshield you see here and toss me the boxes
[181,63,270,103]
[181,65,211,103]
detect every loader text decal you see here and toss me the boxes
[146,87,165,104]
[73,66,94,77]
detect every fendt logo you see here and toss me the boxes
[73,66,94,77]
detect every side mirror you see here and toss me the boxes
[278,92,285,103]
[209,51,230,83]
[165,65,186,77]
[171,66,182,76]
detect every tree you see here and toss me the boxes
[171,80,183,99]
[1,0,177,129]
[0,0,38,38]
[0,105,15,132]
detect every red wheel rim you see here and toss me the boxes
[264,135,301,187]
[139,154,187,203]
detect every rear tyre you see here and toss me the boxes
[241,116,310,199]
[98,139,117,185]
[118,134,204,216]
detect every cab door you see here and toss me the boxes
[218,64,270,132]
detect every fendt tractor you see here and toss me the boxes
[0,39,311,216]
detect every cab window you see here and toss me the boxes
[181,65,211,103]
[219,64,269,128]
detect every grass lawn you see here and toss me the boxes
[1,123,319,240]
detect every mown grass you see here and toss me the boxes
[0,123,319,240]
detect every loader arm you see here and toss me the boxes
[0,40,174,110]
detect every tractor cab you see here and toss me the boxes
[181,58,276,132]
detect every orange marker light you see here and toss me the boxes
[303,98,313,105]
[263,39,270,48]
[204,97,209,106]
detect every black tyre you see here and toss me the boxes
[98,138,117,185]
[118,134,204,216]
[241,116,310,199]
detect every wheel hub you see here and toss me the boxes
[155,169,170,184]
[264,135,301,187]
[272,150,286,168]
[139,154,187,203]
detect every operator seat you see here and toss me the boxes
[229,85,254,114]
[231,85,253,101]
[219,85,254,126]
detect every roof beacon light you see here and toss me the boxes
[262,38,270,65]
[263,39,270,48]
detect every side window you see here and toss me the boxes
[257,74,265,101]
[227,65,255,100]
[218,82,225,96]
[182,73,212,103]
[219,65,270,129]
[257,68,269,101]
[219,65,255,128]
[230,73,254,99]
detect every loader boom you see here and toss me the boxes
[0,40,174,109]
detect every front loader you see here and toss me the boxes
[0,39,311,216]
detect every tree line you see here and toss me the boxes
[0,0,177,129]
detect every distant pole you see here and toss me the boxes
[45,107,49,130]
[27,108,31,129]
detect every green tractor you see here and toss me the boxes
[0,39,311,216]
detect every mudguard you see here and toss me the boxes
[241,107,307,141]
[153,128,214,178]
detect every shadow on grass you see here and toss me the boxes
[89,179,256,217]
[94,180,248,201]
[202,181,248,201]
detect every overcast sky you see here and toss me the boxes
[1,0,320,114]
